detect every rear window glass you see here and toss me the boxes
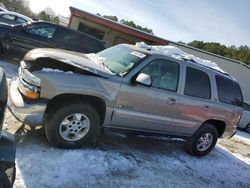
[184,67,211,99]
[216,75,243,107]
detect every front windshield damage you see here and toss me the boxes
[85,53,116,75]
[87,45,148,77]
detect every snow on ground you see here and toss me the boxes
[1,59,250,188]
[0,59,18,79]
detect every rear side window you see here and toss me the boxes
[216,75,243,107]
[184,67,211,99]
[26,24,56,38]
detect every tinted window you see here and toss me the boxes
[184,67,211,99]
[2,14,15,21]
[140,59,180,92]
[26,24,56,38]
[16,17,26,23]
[216,75,243,107]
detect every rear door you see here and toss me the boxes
[173,65,214,136]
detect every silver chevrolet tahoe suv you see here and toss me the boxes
[8,44,243,156]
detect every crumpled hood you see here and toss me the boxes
[23,48,114,78]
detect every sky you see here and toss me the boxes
[27,0,250,46]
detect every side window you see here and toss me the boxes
[184,67,211,99]
[140,59,180,92]
[15,17,26,24]
[26,24,56,38]
[216,75,243,107]
[2,14,15,21]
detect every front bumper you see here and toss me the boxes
[8,80,47,126]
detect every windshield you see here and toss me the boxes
[97,44,148,76]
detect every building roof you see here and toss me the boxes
[69,6,169,45]
[69,7,249,70]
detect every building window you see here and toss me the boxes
[78,22,105,40]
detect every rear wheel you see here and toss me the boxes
[186,124,218,156]
[246,123,250,133]
[45,102,100,148]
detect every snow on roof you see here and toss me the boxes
[135,42,227,74]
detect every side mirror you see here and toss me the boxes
[135,73,152,87]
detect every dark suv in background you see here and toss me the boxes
[0,21,105,59]
[0,67,15,188]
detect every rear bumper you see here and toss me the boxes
[8,79,47,126]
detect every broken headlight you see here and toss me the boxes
[19,63,41,87]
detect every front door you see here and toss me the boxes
[111,58,181,133]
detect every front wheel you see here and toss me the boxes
[186,124,218,156]
[45,102,100,148]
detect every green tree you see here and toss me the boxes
[120,19,153,34]
[0,0,34,18]
[36,7,59,24]
[37,11,51,22]
[187,41,250,65]
[103,15,118,22]
[97,13,153,34]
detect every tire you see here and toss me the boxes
[0,162,16,188]
[0,41,3,55]
[246,123,250,133]
[186,124,218,156]
[44,102,100,148]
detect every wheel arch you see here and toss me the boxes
[44,93,107,126]
[202,119,226,138]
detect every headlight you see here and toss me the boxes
[19,67,41,87]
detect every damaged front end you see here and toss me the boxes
[18,61,41,100]
[8,48,113,126]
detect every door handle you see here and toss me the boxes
[167,97,176,105]
[202,105,209,111]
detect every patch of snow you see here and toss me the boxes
[85,53,115,75]
[135,42,226,73]
[0,60,18,79]
[137,135,186,142]
[13,129,250,188]
[41,68,73,74]
[234,130,250,145]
